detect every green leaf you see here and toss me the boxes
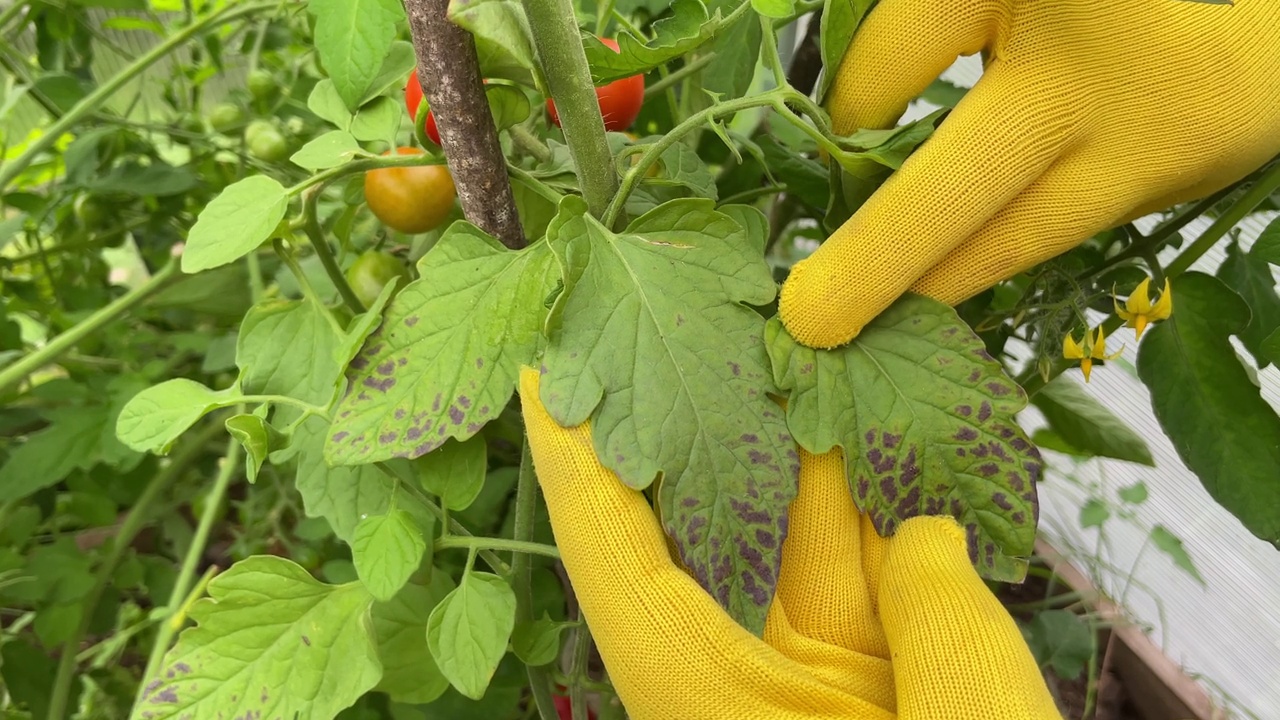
[292,416,433,543]
[352,510,429,601]
[1030,376,1154,466]
[116,380,237,454]
[1022,610,1093,681]
[485,83,532,132]
[360,40,418,105]
[133,556,381,720]
[308,0,405,110]
[1078,498,1110,529]
[0,406,109,503]
[766,295,1041,582]
[1149,525,1205,585]
[1254,215,1280,265]
[582,0,723,84]
[756,135,828,209]
[447,0,545,92]
[510,615,570,666]
[427,571,517,700]
[817,0,875,102]
[416,436,488,511]
[237,298,344,423]
[290,130,362,170]
[224,412,277,483]
[1,638,64,720]
[697,0,761,101]
[1217,239,1280,368]
[307,79,352,129]
[1137,273,1280,545]
[1263,326,1280,366]
[326,223,556,465]
[921,78,968,108]
[825,111,945,229]
[751,0,794,17]
[351,96,402,144]
[540,197,793,635]
[182,176,288,273]
[1118,482,1148,506]
[371,573,454,704]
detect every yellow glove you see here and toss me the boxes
[781,0,1280,348]
[520,368,1060,720]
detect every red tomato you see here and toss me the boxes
[547,38,644,132]
[403,72,442,145]
[552,691,596,720]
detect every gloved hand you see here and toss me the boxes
[520,368,1060,720]
[781,0,1280,348]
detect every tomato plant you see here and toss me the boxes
[0,2,1275,720]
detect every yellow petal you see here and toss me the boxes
[1081,357,1093,382]
[1090,326,1109,359]
[1063,332,1085,360]
[1126,277,1154,315]
[1150,278,1173,320]
[1134,315,1149,339]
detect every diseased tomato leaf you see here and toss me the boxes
[539,196,796,636]
[765,295,1041,581]
[325,224,556,465]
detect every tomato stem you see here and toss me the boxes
[523,0,618,221]
[512,437,562,720]
[302,187,367,315]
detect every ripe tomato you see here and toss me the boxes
[403,72,442,145]
[552,692,596,720]
[363,147,456,234]
[346,250,410,308]
[547,38,644,132]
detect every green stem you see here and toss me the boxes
[522,0,618,219]
[719,184,788,207]
[568,621,593,720]
[136,435,242,702]
[1082,185,1238,280]
[49,421,225,720]
[0,260,182,395]
[1164,159,1280,277]
[235,395,329,419]
[643,53,716,100]
[509,165,564,205]
[303,188,366,315]
[603,91,785,226]
[512,438,560,720]
[595,0,617,36]
[273,239,345,336]
[286,152,445,197]
[509,124,553,164]
[435,535,561,560]
[0,1,277,190]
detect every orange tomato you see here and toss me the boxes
[364,147,456,234]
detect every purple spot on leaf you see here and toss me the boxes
[379,431,397,444]
[740,433,759,443]
[377,360,394,376]
[992,493,1013,511]
[405,316,419,326]
[332,431,350,443]
[954,427,978,442]
[956,405,972,417]
[977,402,992,422]
[449,406,464,425]
[976,463,999,477]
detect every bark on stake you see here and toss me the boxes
[404,0,525,249]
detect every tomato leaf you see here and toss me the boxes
[308,0,404,110]
[325,223,556,465]
[352,509,429,602]
[116,379,240,454]
[426,571,517,700]
[237,298,344,423]
[540,196,795,636]
[371,573,454,704]
[1263,326,1280,366]
[1021,610,1093,681]
[415,436,488,512]
[583,0,724,84]
[817,0,875,102]
[133,556,381,720]
[1030,376,1154,466]
[308,79,352,130]
[350,97,401,145]
[695,0,761,102]
[766,295,1041,582]
[1149,525,1205,584]
[182,176,288,273]
[1137,273,1280,546]
[510,615,571,666]
[447,0,546,92]
[290,130,362,170]
[0,407,111,503]
[224,412,281,484]
[1254,215,1280,265]
[1216,239,1280,368]
[751,0,794,18]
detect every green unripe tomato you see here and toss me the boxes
[346,250,410,308]
[247,69,278,102]
[243,119,276,145]
[290,545,321,570]
[209,103,246,133]
[73,195,109,229]
[247,125,290,163]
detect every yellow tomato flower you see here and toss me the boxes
[1115,277,1173,339]
[1062,326,1123,382]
